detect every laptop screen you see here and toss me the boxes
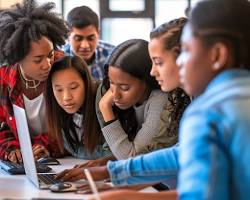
[13,104,40,187]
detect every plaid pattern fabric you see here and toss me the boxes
[63,40,114,80]
[0,50,64,159]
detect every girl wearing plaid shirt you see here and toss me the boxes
[0,0,68,163]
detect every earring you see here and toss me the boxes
[213,62,221,70]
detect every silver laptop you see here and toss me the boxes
[13,104,60,189]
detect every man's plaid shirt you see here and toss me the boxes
[63,40,114,80]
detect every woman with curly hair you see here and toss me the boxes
[0,0,68,163]
[149,17,190,145]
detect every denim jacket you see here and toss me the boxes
[107,145,179,188]
[108,69,250,200]
[178,69,250,200]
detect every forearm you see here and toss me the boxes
[108,147,179,186]
[90,165,110,181]
[100,155,116,165]
[98,90,116,122]
[100,106,115,122]
[124,190,177,200]
[102,120,139,159]
[96,190,177,200]
[102,92,170,159]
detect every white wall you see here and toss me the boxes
[0,0,22,9]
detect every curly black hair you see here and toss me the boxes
[0,0,69,65]
[150,18,191,138]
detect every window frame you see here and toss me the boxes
[99,0,155,38]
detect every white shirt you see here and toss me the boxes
[23,93,46,135]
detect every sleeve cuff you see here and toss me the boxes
[107,159,132,186]
[104,118,117,126]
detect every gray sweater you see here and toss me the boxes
[99,89,169,159]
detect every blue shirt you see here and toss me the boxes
[178,69,250,200]
[107,145,179,188]
[63,40,114,80]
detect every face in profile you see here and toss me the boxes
[108,66,148,110]
[177,24,216,97]
[149,37,180,92]
[52,68,86,114]
[19,36,54,82]
[68,25,99,63]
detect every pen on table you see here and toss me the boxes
[84,168,101,200]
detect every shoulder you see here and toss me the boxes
[0,65,18,85]
[54,50,65,61]
[179,93,226,144]
[97,40,115,52]
[61,43,71,54]
[142,90,168,111]
[148,89,168,101]
[185,74,250,118]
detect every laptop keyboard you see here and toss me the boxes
[0,160,25,174]
[38,174,60,185]
[0,160,22,168]
[0,159,52,174]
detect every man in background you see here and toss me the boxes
[63,6,114,80]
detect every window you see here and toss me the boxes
[63,0,99,19]
[191,0,203,7]
[6,0,194,45]
[100,0,154,45]
[102,18,153,45]
[155,0,188,26]
[36,0,99,19]
[109,0,145,11]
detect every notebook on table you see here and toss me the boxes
[12,104,62,189]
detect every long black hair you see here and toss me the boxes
[102,39,160,141]
[45,56,101,155]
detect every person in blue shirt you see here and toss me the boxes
[63,6,114,80]
[85,0,250,199]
